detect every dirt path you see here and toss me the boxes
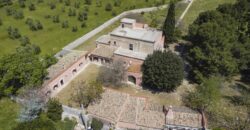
[176,0,195,27]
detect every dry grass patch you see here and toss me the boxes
[56,63,100,107]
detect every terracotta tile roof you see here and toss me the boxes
[90,45,116,59]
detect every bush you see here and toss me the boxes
[18,0,26,8]
[52,15,60,23]
[72,26,78,32]
[14,10,24,19]
[0,18,2,26]
[13,117,56,130]
[29,3,36,11]
[85,0,91,5]
[46,98,63,121]
[142,51,184,92]
[81,22,86,28]
[62,21,69,28]
[19,36,30,46]
[7,26,21,39]
[105,3,112,11]
[91,118,103,130]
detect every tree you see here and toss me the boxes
[163,0,176,45]
[91,118,103,130]
[29,3,36,11]
[71,81,103,107]
[41,54,57,68]
[105,3,112,11]
[7,26,21,39]
[0,45,47,97]
[85,0,91,5]
[97,60,126,87]
[52,15,60,23]
[142,51,184,92]
[14,116,56,130]
[0,17,2,26]
[72,26,78,32]
[18,0,25,8]
[187,11,239,82]
[46,98,63,121]
[19,36,30,46]
[62,20,69,28]
[0,0,12,7]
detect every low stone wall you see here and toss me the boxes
[43,54,89,97]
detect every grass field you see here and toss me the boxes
[74,1,189,50]
[181,0,236,33]
[0,0,169,56]
[0,98,20,130]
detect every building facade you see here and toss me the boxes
[89,18,165,86]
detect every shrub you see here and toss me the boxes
[91,118,103,130]
[29,3,36,11]
[19,36,30,46]
[72,26,78,32]
[81,22,86,28]
[7,26,21,39]
[62,21,69,28]
[14,10,24,19]
[52,15,60,23]
[46,98,63,121]
[0,18,2,26]
[105,3,112,11]
[18,0,26,8]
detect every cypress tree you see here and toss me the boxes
[163,0,176,45]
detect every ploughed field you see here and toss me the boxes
[0,0,168,55]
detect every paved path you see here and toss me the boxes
[176,0,195,27]
[55,5,168,57]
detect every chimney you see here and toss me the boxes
[166,105,174,120]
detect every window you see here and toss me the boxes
[114,41,116,46]
[129,44,133,50]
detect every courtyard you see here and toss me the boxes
[56,63,196,107]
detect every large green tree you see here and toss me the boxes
[0,45,48,97]
[187,11,239,82]
[187,0,250,82]
[163,0,176,45]
[142,51,184,92]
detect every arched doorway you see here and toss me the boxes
[128,75,136,84]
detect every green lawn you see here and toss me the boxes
[181,0,236,33]
[0,0,169,56]
[0,98,20,130]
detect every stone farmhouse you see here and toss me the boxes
[89,18,165,86]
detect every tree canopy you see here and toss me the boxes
[163,0,176,44]
[142,51,184,92]
[184,77,222,112]
[71,81,103,107]
[46,98,63,121]
[0,44,56,98]
[186,0,250,82]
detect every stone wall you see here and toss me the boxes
[44,55,89,97]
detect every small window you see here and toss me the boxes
[129,44,133,51]
[122,24,124,28]
[114,41,116,46]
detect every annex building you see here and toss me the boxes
[89,18,165,86]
